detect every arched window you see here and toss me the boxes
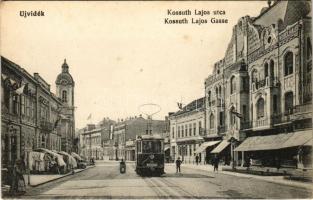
[264,63,269,78]
[252,69,258,83]
[210,113,214,129]
[215,87,219,99]
[230,76,236,94]
[257,98,265,119]
[307,37,312,59]
[208,91,211,106]
[285,92,293,114]
[270,60,275,77]
[62,90,67,103]
[284,52,293,76]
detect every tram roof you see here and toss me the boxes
[136,134,164,140]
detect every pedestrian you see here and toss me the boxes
[213,155,219,172]
[195,155,199,165]
[10,159,26,196]
[176,157,182,173]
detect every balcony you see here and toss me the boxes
[292,103,312,121]
[253,117,270,128]
[207,129,216,135]
[40,120,54,131]
[256,79,266,89]
[241,121,252,130]
[217,125,227,134]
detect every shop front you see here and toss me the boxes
[234,130,312,169]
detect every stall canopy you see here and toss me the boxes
[35,148,66,167]
[71,152,83,161]
[59,151,77,168]
[211,140,230,154]
[235,130,312,152]
[194,141,221,154]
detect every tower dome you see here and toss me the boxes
[55,59,75,86]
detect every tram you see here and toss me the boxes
[135,134,165,176]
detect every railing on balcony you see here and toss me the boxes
[271,114,292,124]
[253,117,270,128]
[207,129,216,135]
[241,121,252,130]
[293,103,312,114]
[217,125,227,134]
[256,79,266,89]
[40,120,54,131]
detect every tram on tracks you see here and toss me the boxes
[135,134,165,176]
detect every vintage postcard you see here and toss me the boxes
[0,0,312,199]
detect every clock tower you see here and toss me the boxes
[55,59,75,152]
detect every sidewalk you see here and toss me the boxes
[24,165,95,187]
[166,163,312,190]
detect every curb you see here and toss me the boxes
[182,165,312,190]
[29,165,95,187]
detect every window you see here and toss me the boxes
[273,95,278,113]
[181,126,184,137]
[307,37,312,59]
[264,63,269,78]
[257,98,265,119]
[243,105,247,121]
[193,123,196,135]
[210,114,214,129]
[270,60,275,77]
[285,92,293,114]
[189,124,192,136]
[284,52,293,76]
[172,127,175,138]
[198,121,202,135]
[208,91,211,106]
[62,90,67,103]
[252,69,258,83]
[230,76,236,94]
[185,125,188,137]
[216,87,219,99]
[219,111,224,126]
[178,126,180,138]
[21,95,25,115]
[12,95,19,115]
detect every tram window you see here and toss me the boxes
[137,142,142,153]
[142,141,161,153]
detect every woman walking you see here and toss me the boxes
[10,159,26,195]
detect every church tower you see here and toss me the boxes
[56,59,75,152]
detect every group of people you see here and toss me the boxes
[175,155,220,173]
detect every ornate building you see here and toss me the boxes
[204,0,312,169]
[1,57,75,169]
[55,59,76,153]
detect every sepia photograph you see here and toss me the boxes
[0,0,312,199]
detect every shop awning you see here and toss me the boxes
[235,130,313,152]
[211,140,230,154]
[194,141,221,154]
[281,130,312,148]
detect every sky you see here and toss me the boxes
[1,1,267,129]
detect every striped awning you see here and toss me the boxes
[194,141,221,154]
[211,140,230,154]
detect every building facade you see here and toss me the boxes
[203,0,312,169]
[111,116,168,161]
[169,98,206,164]
[1,57,75,169]
[80,124,104,160]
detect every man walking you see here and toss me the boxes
[195,155,199,165]
[176,157,182,173]
[213,155,219,172]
